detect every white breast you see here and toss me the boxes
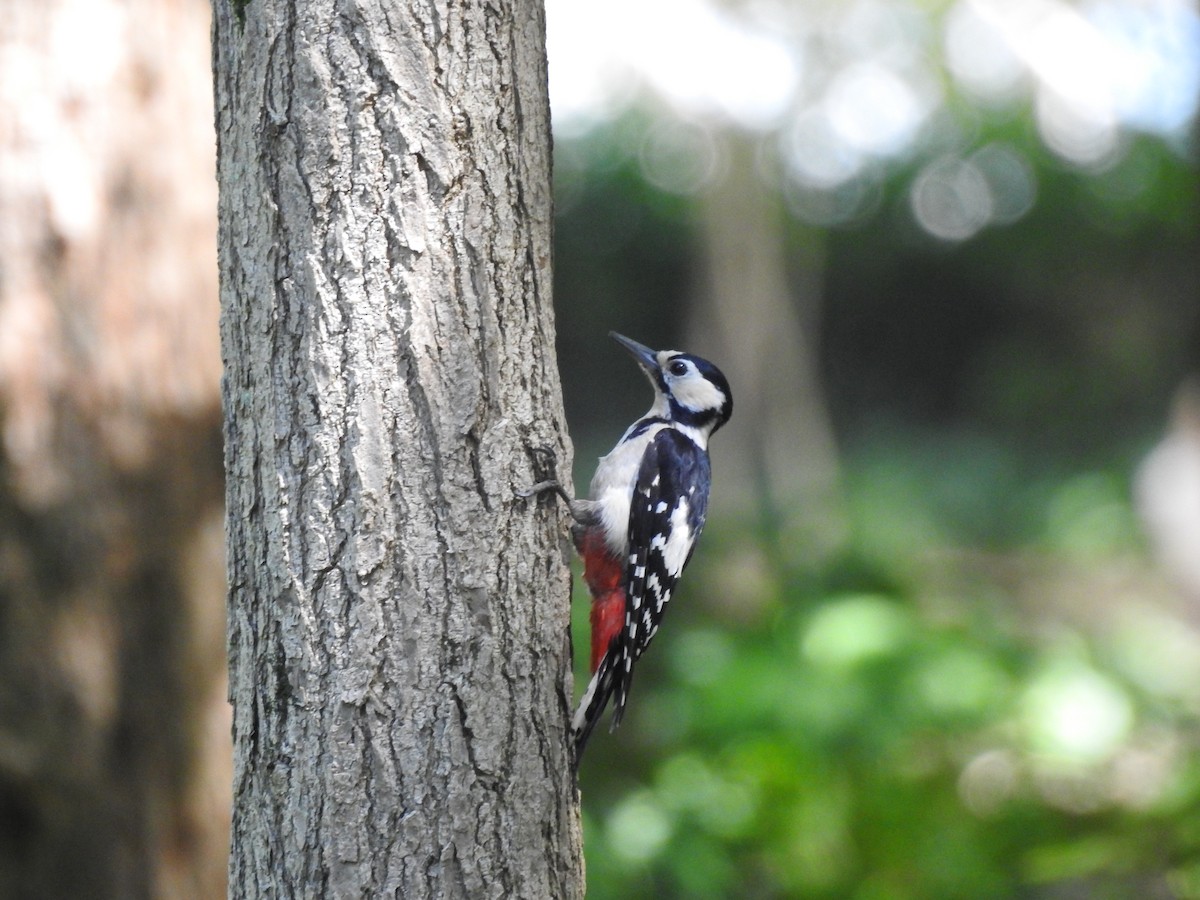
[589,422,667,555]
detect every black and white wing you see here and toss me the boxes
[612,428,711,724]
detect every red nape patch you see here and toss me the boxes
[576,527,625,673]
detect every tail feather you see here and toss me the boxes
[572,641,637,762]
[572,655,615,759]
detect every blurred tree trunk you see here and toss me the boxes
[212,0,583,896]
[691,133,844,568]
[0,0,229,898]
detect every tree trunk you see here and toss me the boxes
[691,132,845,567]
[212,0,583,896]
[0,0,230,897]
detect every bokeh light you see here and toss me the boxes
[548,0,1199,237]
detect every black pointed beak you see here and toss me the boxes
[610,332,659,374]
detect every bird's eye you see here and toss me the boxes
[668,360,689,377]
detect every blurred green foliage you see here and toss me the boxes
[571,439,1200,898]
[554,102,1200,895]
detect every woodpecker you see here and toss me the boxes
[527,332,732,759]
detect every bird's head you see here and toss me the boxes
[611,332,733,436]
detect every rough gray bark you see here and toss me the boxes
[212,0,583,896]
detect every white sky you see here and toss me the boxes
[546,0,1200,163]
[545,0,1198,237]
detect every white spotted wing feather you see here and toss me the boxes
[612,428,711,725]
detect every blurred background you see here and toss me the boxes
[1,0,1198,897]
[549,0,1200,897]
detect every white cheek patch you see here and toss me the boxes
[671,376,726,414]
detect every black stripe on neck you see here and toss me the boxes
[668,401,720,431]
[627,416,668,439]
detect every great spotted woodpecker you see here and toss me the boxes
[526,332,732,759]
